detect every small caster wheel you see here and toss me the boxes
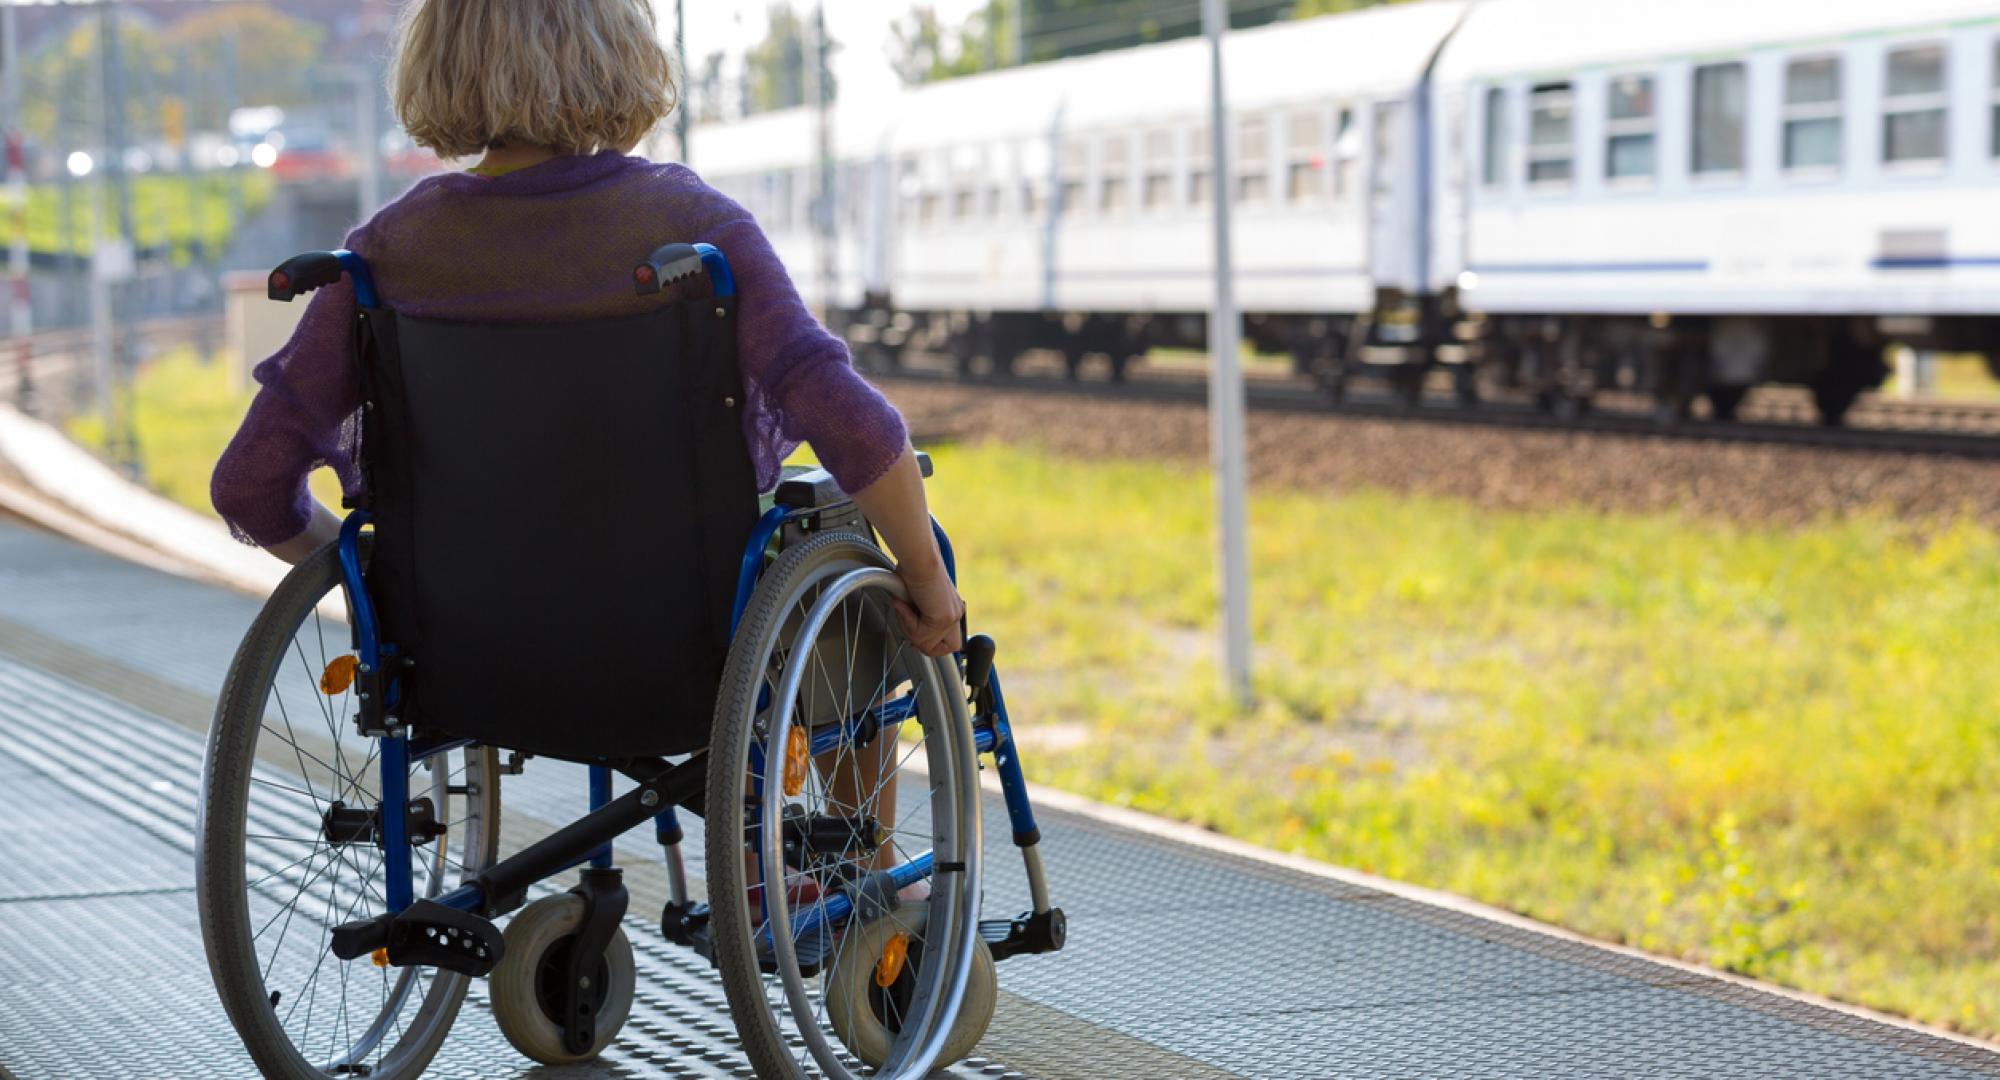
[825,904,997,1071]
[490,893,635,1066]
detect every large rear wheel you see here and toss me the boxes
[198,542,500,1079]
[706,530,985,1079]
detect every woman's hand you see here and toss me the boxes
[891,563,965,658]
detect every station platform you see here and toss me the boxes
[2,513,1997,1079]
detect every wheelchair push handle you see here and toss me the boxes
[633,242,736,299]
[268,249,379,307]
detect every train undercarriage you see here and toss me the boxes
[837,296,1999,428]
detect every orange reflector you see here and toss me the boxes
[782,725,809,797]
[320,655,359,695]
[874,931,909,988]
[370,947,390,969]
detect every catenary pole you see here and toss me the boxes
[673,0,690,163]
[807,3,834,325]
[1203,0,1252,706]
[3,0,33,415]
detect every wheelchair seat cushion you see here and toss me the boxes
[357,299,759,760]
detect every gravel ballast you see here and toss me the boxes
[885,380,2000,527]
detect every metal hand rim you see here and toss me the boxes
[759,566,983,1080]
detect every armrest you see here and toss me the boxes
[774,451,932,511]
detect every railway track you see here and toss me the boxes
[878,353,2000,460]
[6,316,217,418]
[10,319,1998,458]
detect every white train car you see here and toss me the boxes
[683,0,2000,420]
[1432,0,2000,421]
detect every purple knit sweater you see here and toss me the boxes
[210,151,907,547]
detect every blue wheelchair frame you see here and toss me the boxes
[312,244,1044,950]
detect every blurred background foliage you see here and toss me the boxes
[19,7,322,145]
[889,0,1414,85]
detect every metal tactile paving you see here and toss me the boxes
[0,652,1013,1079]
[5,515,2000,1079]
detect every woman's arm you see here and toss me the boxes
[211,276,364,561]
[264,504,345,565]
[849,443,964,657]
[697,191,963,654]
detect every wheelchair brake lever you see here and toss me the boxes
[962,635,996,713]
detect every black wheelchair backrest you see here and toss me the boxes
[354,298,758,760]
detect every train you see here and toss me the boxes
[679,0,2000,425]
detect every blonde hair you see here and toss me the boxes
[390,0,676,159]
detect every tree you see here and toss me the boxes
[891,0,1411,79]
[21,15,170,144]
[164,8,325,130]
[743,4,835,114]
[889,3,1012,86]
[20,6,324,145]
[692,51,730,123]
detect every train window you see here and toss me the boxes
[1058,137,1087,216]
[1692,61,1747,175]
[1992,39,1999,158]
[1101,134,1130,215]
[1884,45,1948,164]
[1142,130,1174,210]
[1287,109,1326,202]
[1481,87,1506,187]
[856,165,875,227]
[1020,138,1050,217]
[1333,107,1359,197]
[1605,74,1656,181]
[898,157,920,223]
[1190,124,1212,206]
[1237,116,1270,204]
[1527,81,1573,185]
[1782,56,1842,173]
[949,146,982,222]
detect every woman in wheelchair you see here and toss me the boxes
[195,2,1063,1077]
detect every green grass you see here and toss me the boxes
[23,171,275,259]
[67,347,342,514]
[1930,355,2000,401]
[924,446,2000,1040]
[75,354,2000,1039]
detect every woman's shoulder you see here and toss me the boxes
[615,157,748,215]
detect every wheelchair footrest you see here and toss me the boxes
[329,900,503,977]
[661,900,710,948]
[980,907,1067,962]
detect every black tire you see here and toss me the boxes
[706,530,983,1079]
[489,894,636,1066]
[198,541,500,1080]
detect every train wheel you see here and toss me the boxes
[1390,365,1426,410]
[1450,364,1479,408]
[1544,391,1588,423]
[1325,371,1348,404]
[1651,389,1692,427]
[1704,386,1746,422]
[1810,377,1861,427]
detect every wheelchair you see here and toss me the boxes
[194,243,1065,1078]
